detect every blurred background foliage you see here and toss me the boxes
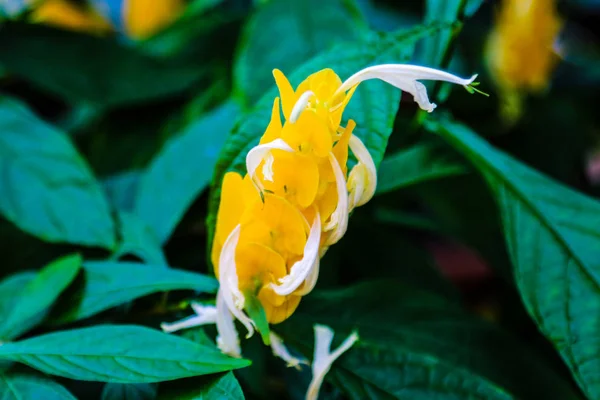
[1,0,600,399]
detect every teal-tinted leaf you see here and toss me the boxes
[114,212,168,266]
[208,25,445,250]
[376,142,468,194]
[0,97,116,249]
[0,23,206,107]
[233,0,367,104]
[0,325,250,383]
[103,170,142,213]
[427,117,600,399]
[277,281,581,400]
[102,383,157,400]
[51,261,217,324]
[0,370,76,400]
[0,254,81,341]
[0,272,36,322]
[158,372,244,400]
[135,101,239,244]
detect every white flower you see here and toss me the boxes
[335,64,478,113]
[246,139,294,193]
[160,302,217,333]
[347,134,377,212]
[270,332,309,370]
[323,153,349,246]
[270,212,321,296]
[306,325,359,400]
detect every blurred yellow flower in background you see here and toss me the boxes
[26,0,184,39]
[486,0,563,122]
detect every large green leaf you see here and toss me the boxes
[0,23,206,107]
[158,372,244,400]
[0,371,76,400]
[233,0,367,104]
[277,281,581,400]
[50,261,217,325]
[208,25,445,251]
[0,254,81,341]
[376,142,467,194]
[427,118,600,399]
[135,101,239,244]
[0,325,250,383]
[0,272,36,322]
[102,383,157,400]
[0,97,116,249]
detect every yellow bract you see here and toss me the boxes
[30,0,112,35]
[123,0,185,39]
[486,0,562,120]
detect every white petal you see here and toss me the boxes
[246,139,293,192]
[324,153,349,246]
[262,152,275,182]
[290,90,314,123]
[270,212,321,296]
[270,332,309,370]
[336,64,477,112]
[215,290,241,358]
[160,303,217,334]
[347,134,377,211]
[294,257,320,296]
[306,325,359,400]
[218,225,255,338]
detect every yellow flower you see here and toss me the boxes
[486,0,562,120]
[29,0,112,35]
[162,61,479,400]
[123,0,185,39]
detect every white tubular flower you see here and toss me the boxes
[218,225,255,338]
[262,153,276,182]
[216,290,241,358]
[335,64,478,113]
[270,212,321,296]
[295,257,320,296]
[160,302,217,333]
[347,134,377,212]
[246,139,294,192]
[270,332,309,370]
[306,325,359,400]
[290,91,315,123]
[324,153,349,246]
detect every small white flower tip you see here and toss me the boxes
[160,303,218,334]
[270,332,310,371]
[290,90,314,123]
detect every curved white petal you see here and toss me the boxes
[347,134,377,211]
[324,153,348,246]
[271,212,321,296]
[215,290,241,358]
[262,153,275,182]
[160,303,217,333]
[335,64,477,112]
[270,332,309,370]
[290,90,314,123]
[306,325,359,400]
[246,139,293,192]
[294,257,320,296]
[219,225,255,338]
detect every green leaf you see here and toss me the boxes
[0,97,116,249]
[0,254,81,341]
[233,0,367,104]
[50,261,218,325]
[0,370,76,400]
[113,212,168,266]
[426,117,600,399]
[277,281,581,400]
[0,23,207,107]
[208,25,444,251]
[102,383,157,400]
[103,170,142,213]
[135,101,239,244]
[158,372,244,400]
[0,325,250,383]
[244,294,270,345]
[0,272,37,322]
[376,142,468,194]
